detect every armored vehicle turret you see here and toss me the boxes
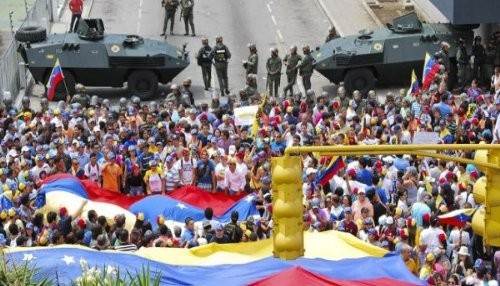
[16,19,190,100]
[313,13,474,96]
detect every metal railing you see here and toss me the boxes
[0,0,52,102]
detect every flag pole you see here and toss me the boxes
[58,59,71,101]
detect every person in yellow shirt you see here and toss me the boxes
[419,252,435,280]
[101,152,122,192]
[143,160,164,195]
[401,244,418,276]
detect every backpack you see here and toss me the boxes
[223,223,241,243]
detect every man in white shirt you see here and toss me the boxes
[215,155,228,191]
[174,148,197,186]
[84,153,101,184]
[224,158,245,195]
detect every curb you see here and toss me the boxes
[360,0,384,28]
[314,0,344,36]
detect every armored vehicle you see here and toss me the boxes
[313,13,474,95]
[16,19,189,100]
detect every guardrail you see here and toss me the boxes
[0,0,54,102]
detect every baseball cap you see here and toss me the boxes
[202,220,211,229]
[150,160,158,167]
[306,168,317,176]
[344,207,352,213]
[215,222,224,231]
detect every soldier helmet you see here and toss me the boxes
[131,96,141,105]
[368,90,376,97]
[290,45,297,51]
[75,83,85,91]
[303,45,310,52]
[40,98,49,106]
[22,96,30,106]
[72,102,82,110]
[57,100,66,110]
[171,84,179,90]
[90,95,99,106]
[270,47,278,54]
[150,101,158,112]
[102,99,110,108]
[320,91,329,98]
[183,78,192,86]
[215,35,223,43]
[441,41,450,49]
[293,91,302,99]
[247,43,256,50]
[352,90,361,98]
[306,89,315,97]
[3,97,12,105]
[119,97,127,107]
[201,37,208,44]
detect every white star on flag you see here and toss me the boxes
[62,255,75,265]
[245,195,255,203]
[22,253,35,262]
[177,203,187,209]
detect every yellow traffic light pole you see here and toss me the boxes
[271,144,500,260]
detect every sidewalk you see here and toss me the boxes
[315,0,380,36]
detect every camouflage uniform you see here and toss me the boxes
[298,46,314,93]
[266,49,282,97]
[282,47,301,96]
[181,0,195,36]
[162,0,179,35]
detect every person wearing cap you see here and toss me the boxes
[101,152,122,193]
[224,158,246,195]
[84,152,101,185]
[194,150,216,193]
[175,148,197,186]
[180,217,198,248]
[302,167,319,200]
[144,160,164,195]
[336,207,358,236]
[210,222,230,244]
[68,157,85,179]
[164,155,180,192]
[351,187,374,222]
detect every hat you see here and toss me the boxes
[386,216,394,225]
[364,217,372,225]
[382,156,394,164]
[202,220,211,229]
[347,168,357,178]
[166,155,175,164]
[344,207,352,213]
[184,217,193,225]
[422,213,431,223]
[157,215,165,225]
[426,252,436,262]
[215,222,224,231]
[368,228,377,236]
[260,176,271,184]
[26,222,33,229]
[59,207,68,217]
[306,168,317,176]
[457,246,469,256]
[150,160,158,167]
[474,258,484,269]
[358,188,366,194]
[108,152,115,159]
[77,218,86,229]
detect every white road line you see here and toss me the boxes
[137,0,144,34]
[267,3,272,13]
[314,0,344,36]
[276,29,284,43]
[271,15,277,26]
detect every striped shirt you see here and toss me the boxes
[114,243,138,252]
[164,166,180,192]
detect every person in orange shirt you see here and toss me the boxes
[101,152,122,192]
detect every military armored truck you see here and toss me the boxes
[16,19,189,101]
[313,13,474,96]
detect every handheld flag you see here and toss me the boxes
[422,53,440,91]
[251,94,267,139]
[45,58,64,101]
[316,156,345,186]
[438,208,475,227]
[406,69,420,97]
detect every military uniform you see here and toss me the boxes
[298,53,314,93]
[245,52,258,75]
[335,95,350,109]
[282,53,301,96]
[471,40,486,85]
[266,53,282,97]
[70,92,90,108]
[456,43,468,89]
[212,42,231,95]
[180,0,195,36]
[162,0,179,35]
[165,92,181,107]
[196,43,213,90]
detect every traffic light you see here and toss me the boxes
[271,156,304,260]
[472,149,500,247]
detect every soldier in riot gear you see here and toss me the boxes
[119,97,128,109]
[456,38,469,91]
[335,86,350,109]
[161,0,179,36]
[182,78,195,106]
[298,45,314,93]
[243,43,258,76]
[102,99,111,109]
[149,101,159,113]
[3,97,14,112]
[90,95,99,107]
[283,45,302,97]
[211,36,231,96]
[131,96,141,109]
[180,0,195,36]
[40,98,49,114]
[71,83,90,108]
[196,38,213,91]
[166,84,182,107]
[305,89,315,103]
[266,47,282,97]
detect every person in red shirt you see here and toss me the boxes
[69,0,83,33]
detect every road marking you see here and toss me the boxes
[267,3,272,13]
[313,0,343,36]
[271,15,277,26]
[137,0,144,34]
[276,29,284,43]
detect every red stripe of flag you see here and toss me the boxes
[46,59,64,101]
[319,156,345,186]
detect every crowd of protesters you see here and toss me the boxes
[1,35,500,285]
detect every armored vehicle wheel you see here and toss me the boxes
[344,68,375,97]
[128,70,158,100]
[15,26,47,43]
[44,71,75,101]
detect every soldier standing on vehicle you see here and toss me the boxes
[266,48,282,97]
[69,0,83,33]
[196,38,213,91]
[298,45,314,93]
[212,36,231,96]
[325,26,340,43]
[243,43,258,76]
[180,0,195,36]
[71,84,90,108]
[161,0,179,36]
[456,38,468,91]
[438,41,451,72]
[282,45,302,97]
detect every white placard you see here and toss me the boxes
[233,105,259,126]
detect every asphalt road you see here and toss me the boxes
[28,0,404,107]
